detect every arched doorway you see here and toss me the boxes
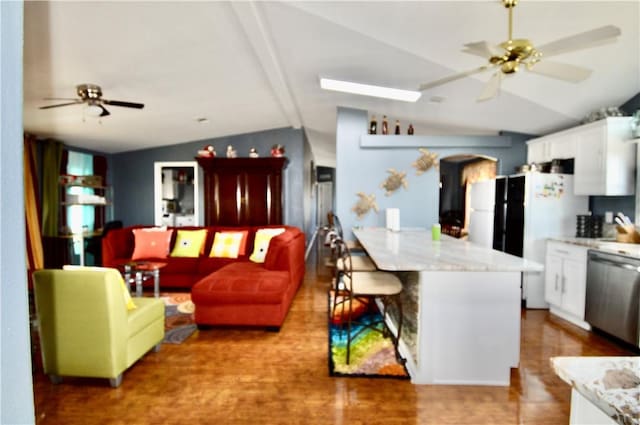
[439,154,497,239]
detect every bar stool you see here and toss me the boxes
[332,238,404,365]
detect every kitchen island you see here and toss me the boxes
[352,227,544,386]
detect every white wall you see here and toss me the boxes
[1,2,36,424]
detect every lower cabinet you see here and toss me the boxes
[544,241,591,330]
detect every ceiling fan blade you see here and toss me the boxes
[419,65,493,91]
[529,60,592,82]
[462,41,502,59]
[537,25,621,58]
[476,72,504,102]
[99,105,111,117]
[39,101,83,109]
[103,99,145,109]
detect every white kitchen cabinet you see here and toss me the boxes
[526,134,576,163]
[544,241,590,330]
[573,117,635,195]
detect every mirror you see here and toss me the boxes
[154,161,200,227]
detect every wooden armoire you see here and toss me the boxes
[196,157,288,226]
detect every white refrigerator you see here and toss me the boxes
[468,179,496,248]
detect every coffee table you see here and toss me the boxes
[123,261,167,298]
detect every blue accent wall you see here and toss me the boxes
[335,107,530,240]
[110,127,308,231]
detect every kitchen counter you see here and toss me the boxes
[352,227,543,386]
[551,237,640,259]
[551,356,640,425]
[353,227,544,272]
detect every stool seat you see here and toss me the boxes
[348,271,402,295]
[336,255,377,272]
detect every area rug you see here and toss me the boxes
[328,291,409,379]
[160,292,197,344]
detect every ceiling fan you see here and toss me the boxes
[39,84,145,117]
[418,0,621,101]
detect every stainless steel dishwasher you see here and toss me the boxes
[585,250,640,347]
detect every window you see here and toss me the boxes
[66,151,95,235]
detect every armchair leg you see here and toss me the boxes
[48,374,62,384]
[153,343,162,353]
[109,374,123,388]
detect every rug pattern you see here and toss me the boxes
[160,292,197,344]
[328,291,409,379]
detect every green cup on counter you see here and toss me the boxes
[432,223,441,241]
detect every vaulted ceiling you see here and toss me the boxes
[23,1,640,166]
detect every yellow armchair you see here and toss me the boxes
[33,268,165,387]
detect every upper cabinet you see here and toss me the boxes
[527,117,635,196]
[573,118,635,195]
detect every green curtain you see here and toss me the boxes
[41,140,63,237]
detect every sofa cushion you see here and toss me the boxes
[192,262,289,305]
[249,228,285,263]
[209,231,245,258]
[170,229,208,257]
[131,228,173,260]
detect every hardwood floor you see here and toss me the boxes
[32,248,636,425]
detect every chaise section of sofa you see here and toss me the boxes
[191,227,305,330]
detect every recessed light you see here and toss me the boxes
[320,78,421,102]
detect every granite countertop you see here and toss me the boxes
[352,227,544,272]
[550,237,640,259]
[551,356,640,425]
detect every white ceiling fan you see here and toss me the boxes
[418,0,621,101]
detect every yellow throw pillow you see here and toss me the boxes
[170,229,208,257]
[249,228,285,263]
[62,265,136,310]
[209,232,245,259]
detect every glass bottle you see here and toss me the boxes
[382,115,389,135]
[369,115,377,135]
[408,124,414,135]
[394,120,401,135]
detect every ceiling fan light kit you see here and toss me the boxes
[320,78,421,102]
[39,83,145,117]
[417,0,621,101]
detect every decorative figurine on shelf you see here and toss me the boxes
[197,144,216,157]
[226,145,237,158]
[381,115,389,135]
[270,144,285,157]
[249,147,259,158]
[369,115,377,134]
[407,124,414,135]
[394,120,401,135]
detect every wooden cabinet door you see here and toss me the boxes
[197,157,287,226]
[544,255,563,307]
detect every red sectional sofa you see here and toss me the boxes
[102,225,305,330]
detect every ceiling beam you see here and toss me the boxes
[230,2,302,129]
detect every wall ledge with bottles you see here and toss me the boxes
[360,134,513,149]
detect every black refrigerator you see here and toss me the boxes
[492,175,526,258]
